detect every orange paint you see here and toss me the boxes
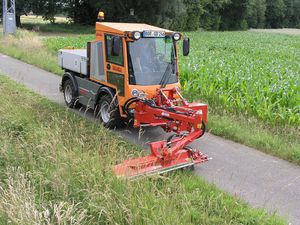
[92,22,181,118]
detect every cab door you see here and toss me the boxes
[104,34,127,99]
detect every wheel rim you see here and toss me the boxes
[64,84,72,104]
[100,101,110,123]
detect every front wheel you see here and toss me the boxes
[96,95,122,129]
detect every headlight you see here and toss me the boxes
[173,33,181,41]
[131,89,140,97]
[132,31,141,40]
[131,89,146,99]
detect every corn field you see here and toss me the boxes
[180,31,300,126]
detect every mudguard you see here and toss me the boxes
[95,86,118,108]
[60,71,79,95]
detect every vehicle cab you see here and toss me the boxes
[58,20,190,127]
[94,22,189,115]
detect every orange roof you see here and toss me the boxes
[96,22,173,34]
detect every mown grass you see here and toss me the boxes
[0,75,285,224]
[20,15,94,34]
[0,27,299,165]
[21,15,68,24]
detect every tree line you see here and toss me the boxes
[1,0,300,30]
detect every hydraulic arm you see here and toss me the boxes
[114,87,209,178]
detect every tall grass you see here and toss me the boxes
[0,28,62,75]
[0,75,285,224]
[0,167,88,224]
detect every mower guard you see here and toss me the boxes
[114,133,209,179]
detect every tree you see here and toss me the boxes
[265,0,286,28]
[1,0,298,30]
[220,0,250,30]
[246,0,266,28]
[1,0,62,26]
[200,0,230,30]
[283,0,300,28]
[183,0,204,31]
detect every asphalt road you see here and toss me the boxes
[1,53,299,224]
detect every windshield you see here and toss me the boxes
[127,37,178,86]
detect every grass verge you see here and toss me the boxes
[0,28,62,75]
[0,75,285,224]
[207,113,300,164]
[0,28,299,165]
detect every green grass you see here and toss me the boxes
[0,75,285,224]
[44,34,94,50]
[21,22,95,34]
[21,15,68,24]
[207,114,300,164]
[181,31,300,126]
[0,28,299,165]
[20,15,95,34]
[0,29,63,75]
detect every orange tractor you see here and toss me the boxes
[58,13,208,178]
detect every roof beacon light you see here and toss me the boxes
[98,11,105,21]
[173,33,181,41]
[132,31,141,40]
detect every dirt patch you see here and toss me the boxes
[250,28,300,35]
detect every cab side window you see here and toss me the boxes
[105,34,124,65]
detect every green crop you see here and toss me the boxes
[44,34,95,53]
[180,31,300,126]
[44,31,300,126]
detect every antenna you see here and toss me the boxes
[2,0,16,35]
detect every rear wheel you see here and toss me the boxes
[63,79,80,108]
[97,95,122,128]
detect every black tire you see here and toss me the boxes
[197,121,206,139]
[96,94,122,129]
[63,79,80,108]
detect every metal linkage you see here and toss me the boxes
[114,87,209,178]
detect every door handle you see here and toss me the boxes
[107,63,111,70]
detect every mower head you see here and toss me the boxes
[114,87,209,179]
[114,132,209,179]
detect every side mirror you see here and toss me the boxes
[183,38,190,56]
[112,36,121,56]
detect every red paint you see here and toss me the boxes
[114,87,209,178]
[79,88,88,95]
